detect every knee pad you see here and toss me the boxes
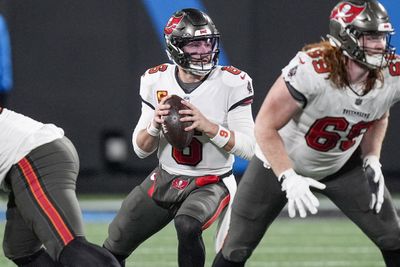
[59,237,120,267]
[174,215,202,240]
[12,248,60,267]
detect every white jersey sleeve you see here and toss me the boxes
[131,103,157,158]
[0,109,64,189]
[222,67,254,111]
[282,50,323,105]
[131,65,169,158]
[227,104,255,160]
[223,66,255,160]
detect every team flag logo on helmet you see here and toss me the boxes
[164,15,183,35]
[330,3,366,24]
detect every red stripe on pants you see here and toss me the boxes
[18,158,74,245]
[202,194,230,230]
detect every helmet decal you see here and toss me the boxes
[195,28,211,36]
[330,3,366,24]
[379,23,393,31]
[164,15,183,35]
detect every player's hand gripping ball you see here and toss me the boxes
[161,95,194,150]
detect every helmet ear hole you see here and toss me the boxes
[163,8,220,75]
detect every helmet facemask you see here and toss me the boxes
[344,29,395,69]
[178,36,219,76]
[164,9,220,76]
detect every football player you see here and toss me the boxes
[103,8,255,267]
[0,107,120,266]
[212,0,400,266]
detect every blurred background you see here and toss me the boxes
[1,0,399,194]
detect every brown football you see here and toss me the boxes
[161,95,194,150]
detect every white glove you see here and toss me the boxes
[363,155,385,213]
[279,169,326,218]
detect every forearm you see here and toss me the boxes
[255,125,292,176]
[205,122,236,152]
[132,106,159,158]
[360,113,389,158]
[225,105,255,159]
[205,122,255,160]
[254,76,300,176]
[136,127,159,151]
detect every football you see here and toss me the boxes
[161,95,194,150]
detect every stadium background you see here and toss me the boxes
[1,0,399,193]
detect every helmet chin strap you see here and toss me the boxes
[332,39,386,70]
[184,67,211,77]
[181,55,214,76]
[347,53,381,70]
[178,66,208,79]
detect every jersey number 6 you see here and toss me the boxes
[172,138,202,166]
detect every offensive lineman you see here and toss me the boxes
[213,0,400,266]
[0,107,120,266]
[103,8,255,267]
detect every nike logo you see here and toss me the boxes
[299,58,305,64]
[240,73,246,80]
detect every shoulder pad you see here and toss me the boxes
[296,49,331,76]
[141,63,171,86]
[219,66,252,87]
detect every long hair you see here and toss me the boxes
[302,41,383,93]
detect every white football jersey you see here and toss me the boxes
[0,109,64,188]
[256,49,400,179]
[136,64,254,176]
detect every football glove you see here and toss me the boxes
[279,169,326,218]
[363,155,385,213]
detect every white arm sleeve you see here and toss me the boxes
[132,103,157,158]
[227,104,255,160]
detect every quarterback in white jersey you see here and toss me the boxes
[104,8,255,267]
[134,63,254,176]
[214,1,400,267]
[0,107,120,266]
